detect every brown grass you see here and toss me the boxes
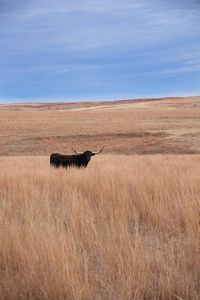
[1,96,200,155]
[0,155,199,299]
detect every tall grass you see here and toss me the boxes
[0,155,199,299]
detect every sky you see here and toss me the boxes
[0,0,200,103]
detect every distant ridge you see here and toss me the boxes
[0,96,199,111]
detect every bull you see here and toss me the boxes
[50,147,104,168]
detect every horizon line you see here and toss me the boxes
[0,94,199,105]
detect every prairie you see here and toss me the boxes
[0,155,199,299]
[0,96,200,156]
[0,97,200,299]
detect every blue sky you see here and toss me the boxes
[0,0,200,103]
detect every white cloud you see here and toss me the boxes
[0,0,200,101]
[1,0,199,54]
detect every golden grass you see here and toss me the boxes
[1,96,200,155]
[0,155,199,299]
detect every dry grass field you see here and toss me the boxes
[0,96,200,156]
[0,155,199,299]
[0,97,200,299]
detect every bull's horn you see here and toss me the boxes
[71,147,82,154]
[93,146,104,154]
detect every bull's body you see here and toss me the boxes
[50,151,95,168]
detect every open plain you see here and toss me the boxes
[0,97,200,299]
[1,96,200,156]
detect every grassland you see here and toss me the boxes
[0,96,200,156]
[0,97,200,299]
[0,155,200,299]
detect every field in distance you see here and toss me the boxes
[1,96,200,155]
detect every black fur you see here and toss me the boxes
[50,151,95,168]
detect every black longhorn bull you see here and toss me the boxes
[50,147,104,168]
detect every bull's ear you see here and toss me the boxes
[92,153,96,156]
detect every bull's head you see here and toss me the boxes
[72,146,104,166]
[72,147,104,158]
